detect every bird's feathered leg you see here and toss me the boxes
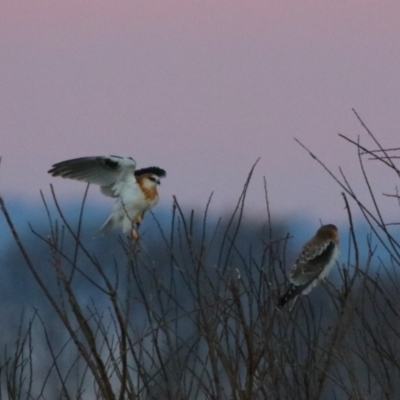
[130,215,144,241]
[131,229,139,241]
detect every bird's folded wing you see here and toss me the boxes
[289,240,336,285]
[48,156,137,187]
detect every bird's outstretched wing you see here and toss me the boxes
[48,156,137,198]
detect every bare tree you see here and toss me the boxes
[1,111,400,399]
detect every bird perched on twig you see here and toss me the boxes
[48,155,166,239]
[277,224,339,308]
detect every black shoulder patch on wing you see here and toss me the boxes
[103,157,120,170]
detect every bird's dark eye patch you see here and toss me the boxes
[148,177,156,182]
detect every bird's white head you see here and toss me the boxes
[141,174,162,189]
[135,166,166,193]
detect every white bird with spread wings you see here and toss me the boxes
[48,155,166,238]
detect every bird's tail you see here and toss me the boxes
[277,279,314,308]
[277,284,299,308]
[95,215,115,237]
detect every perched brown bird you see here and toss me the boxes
[278,224,339,308]
[48,156,166,238]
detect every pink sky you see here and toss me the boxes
[1,0,400,225]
